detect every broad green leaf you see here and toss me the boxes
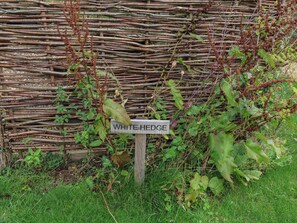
[188,123,199,136]
[89,139,102,147]
[234,168,249,183]
[243,170,262,181]
[120,170,129,177]
[267,139,283,158]
[35,148,42,155]
[258,49,275,68]
[200,176,209,190]
[185,190,200,207]
[221,79,237,106]
[104,99,131,126]
[245,102,261,116]
[245,139,270,163]
[255,132,283,157]
[87,110,95,120]
[209,177,224,196]
[229,46,247,63]
[102,156,112,168]
[164,147,177,160]
[186,105,204,116]
[95,118,107,141]
[190,173,201,190]
[210,133,237,183]
[85,177,94,190]
[254,132,268,142]
[169,129,175,136]
[229,46,244,58]
[166,79,184,110]
[235,168,262,183]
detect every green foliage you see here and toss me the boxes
[185,173,209,207]
[103,99,131,126]
[166,79,184,110]
[23,148,42,167]
[151,97,168,120]
[244,140,270,164]
[229,45,247,63]
[41,152,64,171]
[55,1,131,154]
[220,79,237,106]
[258,49,275,68]
[147,6,297,209]
[210,133,236,184]
[50,0,297,212]
[208,177,224,196]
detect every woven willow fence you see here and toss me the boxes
[0,0,277,161]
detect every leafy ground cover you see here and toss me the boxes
[0,115,296,223]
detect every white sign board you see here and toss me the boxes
[110,119,170,135]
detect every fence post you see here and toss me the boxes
[0,109,6,169]
[0,64,6,169]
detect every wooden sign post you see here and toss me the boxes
[111,119,170,184]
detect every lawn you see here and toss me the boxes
[0,115,296,223]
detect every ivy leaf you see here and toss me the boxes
[102,156,112,168]
[258,49,275,68]
[210,133,237,184]
[221,79,237,106]
[166,79,184,110]
[89,139,102,147]
[104,99,131,126]
[209,177,224,196]
[87,110,95,120]
[245,139,270,163]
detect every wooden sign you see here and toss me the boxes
[110,119,170,184]
[111,119,170,134]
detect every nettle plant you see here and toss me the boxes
[56,0,130,150]
[153,1,297,207]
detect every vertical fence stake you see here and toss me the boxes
[0,66,6,170]
[0,112,4,170]
[134,134,147,184]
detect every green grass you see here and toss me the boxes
[0,115,296,223]
[216,115,297,223]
